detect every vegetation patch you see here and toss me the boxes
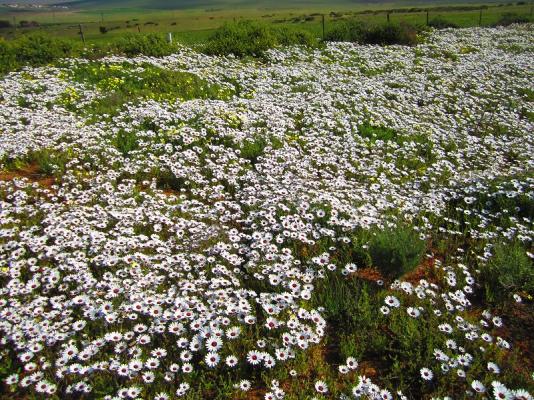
[62,62,234,117]
[325,20,419,46]
[368,224,427,279]
[203,20,319,57]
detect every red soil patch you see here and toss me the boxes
[0,163,55,190]
[354,267,384,282]
[245,388,266,400]
[358,360,379,378]
[403,255,440,285]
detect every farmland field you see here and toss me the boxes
[0,2,532,44]
[1,19,534,400]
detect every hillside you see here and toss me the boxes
[2,0,495,11]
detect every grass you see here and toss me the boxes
[368,223,427,279]
[203,20,318,57]
[0,3,531,44]
[59,62,234,117]
[483,241,534,304]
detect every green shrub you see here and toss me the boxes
[357,122,398,143]
[325,20,419,46]
[325,20,367,42]
[483,242,534,304]
[112,33,178,57]
[0,38,16,74]
[368,224,426,278]
[427,17,459,29]
[114,130,139,156]
[494,12,531,26]
[312,273,378,330]
[364,23,419,46]
[203,20,317,57]
[1,33,80,74]
[13,33,79,66]
[239,136,269,164]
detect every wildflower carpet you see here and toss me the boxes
[0,24,533,399]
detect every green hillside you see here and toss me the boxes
[55,0,502,10]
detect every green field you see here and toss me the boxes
[1,2,532,44]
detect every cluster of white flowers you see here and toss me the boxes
[1,24,533,399]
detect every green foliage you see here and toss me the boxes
[428,17,459,29]
[313,273,370,328]
[203,20,318,57]
[31,149,69,175]
[336,283,385,357]
[3,148,71,176]
[357,122,398,143]
[0,38,16,75]
[494,12,532,26]
[368,224,426,279]
[0,33,81,75]
[0,33,178,74]
[350,228,373,267]
[483,242,534,304]
[325,20,419,46]
[111,33,178,57]
[66,62,233,117]
[114,129,139,156]
[239,136,270,165]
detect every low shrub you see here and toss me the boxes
[112,33,178,57]
[427,17,459,29]
[0,38,16,74]
[0,33,80,74]
[357,122,398,143]
[368,223,426,279]
[312,273,377,330]
[494,12,531,26]
[203,20,318,57]
[325,20,419,46]
[483,242,534,304]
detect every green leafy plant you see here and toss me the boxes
[428,17,459,29]
[112,33,178,57]
[494,12,531,26]
[325,20,419,46]
[357,122,398,143]
[203,20,318,57]
[0,33,80,75]
[368,224,426,279]
[483,242,534,304]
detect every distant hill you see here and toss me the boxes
[52,0,488,10]
[0,0,496,13]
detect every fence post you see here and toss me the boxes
[101,13,104,24]
[78,24,85,44]
[137,25,141,33]
[167,32,173,43]
[478,8,482,26]
[322,14,325,40]
[387,12,390,23]
[426,10,429,26]
[13,16,16,31]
